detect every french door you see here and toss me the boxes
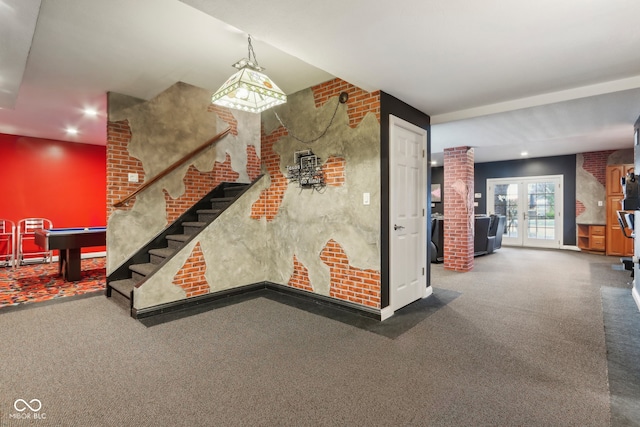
[487,175,563,249]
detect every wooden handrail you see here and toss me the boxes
[113,127,231,208]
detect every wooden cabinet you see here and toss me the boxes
[578,224,606,253]
[606,164,634,256]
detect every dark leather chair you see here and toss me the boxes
[488,214,506,251]
[430,217,444,263]
[474,216,493,256]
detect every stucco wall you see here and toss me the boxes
[576,149,633,224]
[259,88,381,303]
[109,79,384,312]
[107,82,259,274]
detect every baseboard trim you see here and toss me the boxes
[633,285,640,312]
[132,281,382,320]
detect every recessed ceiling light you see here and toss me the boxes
[431,160,437,166]
[521,151,528,156]
[66,127,78,135]
[83,108,98,117]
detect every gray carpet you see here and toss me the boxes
[0,247,636,426]
[601,286,640,426]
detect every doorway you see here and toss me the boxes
[487,175,563,249]
[387,115,429,316]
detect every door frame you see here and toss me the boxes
[382,115,430,320]
[486,175,563,249]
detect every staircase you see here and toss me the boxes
[106,182,250,314]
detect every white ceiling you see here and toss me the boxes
[2,0,640,164]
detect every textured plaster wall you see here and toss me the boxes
[107,82,259,274]
[576,149,634,225]
[576,153,607,224]
[134,181,268,309]
[260,89,381,297]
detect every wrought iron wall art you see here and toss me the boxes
[286,150,326,191]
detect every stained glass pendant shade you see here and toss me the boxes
[211,36,287,113]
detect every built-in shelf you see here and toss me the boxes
[577,224,606,253]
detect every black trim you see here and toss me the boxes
[379,92,431,309]
[133,281,381,321]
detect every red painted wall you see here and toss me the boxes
[0,133,106,255]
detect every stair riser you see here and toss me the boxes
[224,188,244,198]
[132,272,146,282]
[150,254,166,264]
[167,239,184,250]
[183,226,204,235]
[211,201,231,209]
[198,213,218,222]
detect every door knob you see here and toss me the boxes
[394,224,405,230]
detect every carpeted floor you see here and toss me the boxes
[0,248,638,426]
[0,258,105,309]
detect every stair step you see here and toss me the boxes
[129,263,156,281]
[182,221,207,235]
[109,278,136,298]
[223,185,248,197]
[148,247,176,264]
[166,234,191,249]
[196,208,222,222]
[210,197,234,209]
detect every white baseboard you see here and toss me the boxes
[380,286,434,321]
[423,286,434,299]
[380,306,394,321]
[633,286,640,312]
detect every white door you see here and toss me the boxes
[487,175,563,249]
[389,115,428,312]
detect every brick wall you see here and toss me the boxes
[172,242,210,297]
[311,78,380,127]
[321,240,381,308]
[164,157,239,223]
[324,156,346,186]
[106,120,143,219]
[582,150,615,186]
[258,78,382,308]
[107,107,252,225]
[443,146,475,272]
[288,256,314,292]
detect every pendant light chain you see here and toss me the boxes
[247,35,259,66]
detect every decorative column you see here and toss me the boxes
[443,146,475,272]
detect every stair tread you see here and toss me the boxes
[181,221,207,227]
[166,234,191,242]
[148,247,176,257]
[196,208,222,214]
[129,263,156,275]
[109,278,136,295]
[210,197,234,202]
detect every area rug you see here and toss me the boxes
[0,258,105,309]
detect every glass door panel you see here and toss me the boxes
[525,181,556,244]
[488,176,562,249]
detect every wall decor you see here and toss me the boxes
[431,183,442,202]
[286,150,326,191]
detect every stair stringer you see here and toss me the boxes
[133,176,271,311]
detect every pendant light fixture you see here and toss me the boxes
[211,35,287,113]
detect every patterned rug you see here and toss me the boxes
[0,257,105,309]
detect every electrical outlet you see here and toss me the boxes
[128,173,139,183]
[597,201,603,207]
[363,192,370,205]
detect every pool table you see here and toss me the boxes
[34,227,106,281]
